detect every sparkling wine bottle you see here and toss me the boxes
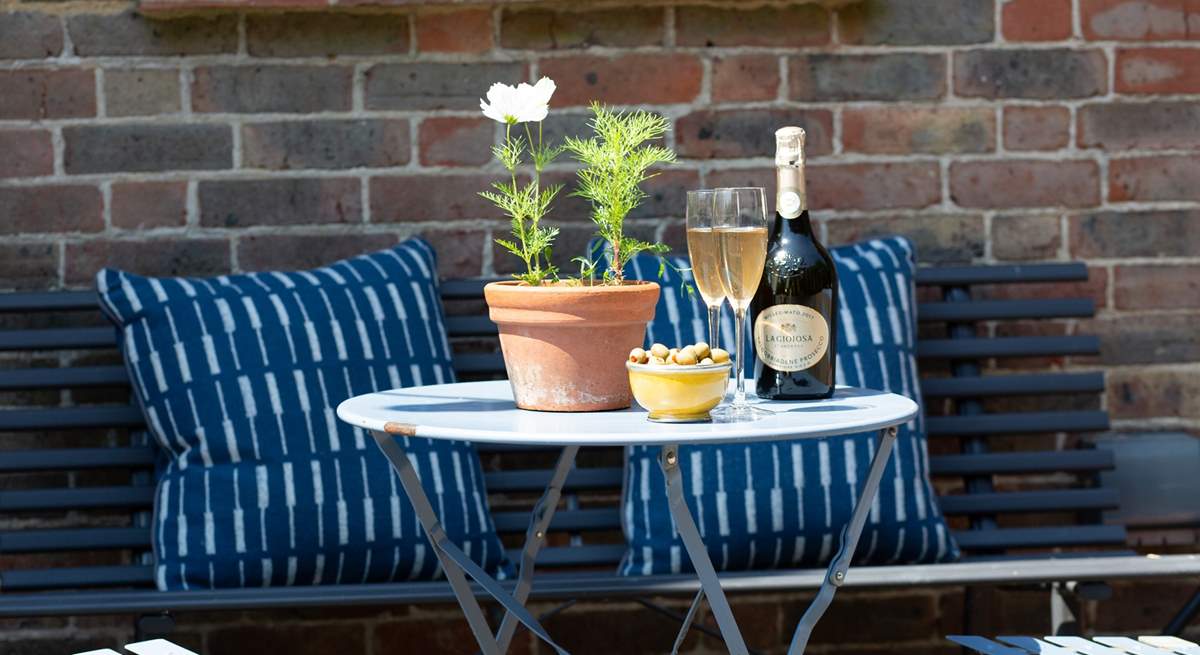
[752,126,838,400]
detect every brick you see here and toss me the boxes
[825,215,984,263]
[955,49,1107,98]
[199,178,361,227]
[209,622,366,655]
[1003,106,1070,151]
[243,120,409,170]
[1081,313,1200,365]
[0,637,109,655]
[111,181,188,230]
[104,69,181,117]
[68,12,237,56]
[1003,0,1073,41]
[237,233,397,272]
[676,5,830,47]
[1116,47,1200,94]
[0,243,58,290]
[0,130,53,178]
[675,109,833,159]
[0,69,95,120]
[418,117,493,167]
[419,228,487,277]
[695,598,782,651]
[0,12,63,59]
[63,124,231,174]
[539,54,701,106]
[839,0,995,45]
[1079,101,1200,149]
[1071,209,1200,257]
[788,591,940,644]
[192,66,352,114]
[0,186,103,235]
[1115,264,1200,309]
[810,163,942,211]
[1081,0,1197,41]
[950,160,1099,208]
[535,602,684,654]
[1109,367,1200,419]
[843,107,994,154]
[416,9,492,53]
[247,13,409,57]
[65,238,230,285]
[535,167,698,222]
[500,7,662,49]
[712,55,780,103]
[366,62,524,110]
[992,214,1062,260]
[539,112,592,147]
[1110,156,1200,202]
[371,174,496,222]
[789,53,945,102]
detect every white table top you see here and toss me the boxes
[337,380,918,447]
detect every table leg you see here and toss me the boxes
[660,444,751,655]
[788,426,898,654]
[372,431,569,655]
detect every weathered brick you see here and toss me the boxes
[237,233,397,272]
[0,69,95,120]
[630,169,701,219]
[1071,209,1200,257]
[371,174,496,222]
[416,9,492,53]
[539,112,591,147]
[825,212,984,261]
[419,228,487,277]
[104,69,181,117]
[675,109,833,159]
[1003,106,1070,151]
[243,120,409,170]
[842,107,994,154]
[1110,156,1200,202]
[1109,367,1200,419]
[950,160,1100,208]
[676,5,830,47]
[1081,313,1200,365]
[1079,101,1200,150]
[955,49,1107,98]
[790,591,940,644]
[68,12,237,56]
[839,0,994,45]
[789,53,945,102]
[247,13,409,57]
[192,66,352,114]
[65,238,230,285]
[199,178,361,227]
[111,181,188,230]
[0,130,53,178]
[1003,0,1073,41]
[0,243,58,290]
[366,62,524,110]
[418,117,493,167]
[712,55,780,103]
[539,54,701,106]
[1081,0,1197,41]
[0,637,109,655]
[992,214,1062,260]
[809,163,941,211]
[0,12,63,59]
[0,186,103,235]
[1116,47,1200,94]
[500,7,662,49]
[1115,264,1200,310]
[209,620,367,654]
[63,124,231,174]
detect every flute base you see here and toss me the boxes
[710,402,773,423]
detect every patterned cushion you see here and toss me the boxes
[615,236,959,575]
[97,239,510,590]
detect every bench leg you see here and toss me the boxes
[372,431,569,655]
[1165,586,1200,636]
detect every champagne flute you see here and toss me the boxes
[710,187,771,422]
[685,190,725,349]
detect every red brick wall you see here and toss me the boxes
[2,0,1199,652]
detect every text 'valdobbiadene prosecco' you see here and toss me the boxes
[752,126,838,400]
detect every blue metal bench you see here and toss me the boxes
[2,262,1198,644]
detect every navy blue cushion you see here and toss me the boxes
[97,239,510,590]
[615,236,959,575]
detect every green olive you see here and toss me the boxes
[693,342,711,359]
[710,348,730,364]
[649,343,669,359]
[629,347,648,364]
[674,349,698,365]
[700,357,714,365]
[650,355,668,365]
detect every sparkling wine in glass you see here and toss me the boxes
[686,190,725,349]
[710,187,771,422]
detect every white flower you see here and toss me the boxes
[480,76,556,124]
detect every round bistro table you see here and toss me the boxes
[337,381,919,655]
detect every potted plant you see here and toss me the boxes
[479,79,676,411]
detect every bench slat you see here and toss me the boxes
[0,486,155,512]
[930,450,1114,476]
[921,373,1105,398]
[445,316,497,338]
[0,447,156,473]
[0,291,99,313]
[451,353,505,375]
[953,525,1127,550]
[914,263,1088,286]
[492,508,620,534]
[0,565,155,591]
[917,336,1100,359]
[0,406,145,431]
[938,489,1119,515]
[484,467,623,493]
[917,299,1094,322]
[927,411,1110,437]
[0,327,117,351]
[0,366,130,390]
[0,527,150,553]
[521,544,625,568]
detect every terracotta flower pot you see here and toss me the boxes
[484,280,660,412]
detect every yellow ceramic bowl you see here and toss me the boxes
[627,361,732,423]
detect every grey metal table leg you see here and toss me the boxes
[672,588,706,655]
[372,431,570,655]
[788,426,898,654]
[660,444,751,655]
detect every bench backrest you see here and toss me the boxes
[0,263,1117,593]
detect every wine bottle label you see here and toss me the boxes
[754,304,829,372]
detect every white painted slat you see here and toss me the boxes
[1095,636,1183,654]
[947,636,1030,654]
[998,636,1081,654]
[1046,636,1128,654]
[1139,637,1200,655]
[124,640,200,655]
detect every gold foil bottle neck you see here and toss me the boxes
[775,126,806,167]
